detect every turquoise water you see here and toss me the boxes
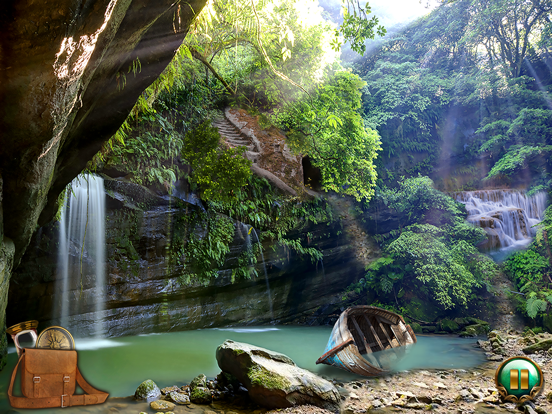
[0,326,485,413]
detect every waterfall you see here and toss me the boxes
[453,189,547,253]
[171,178,205,210]
[251,228,274,321]
[55,174,106,337]
[238,223,274,321]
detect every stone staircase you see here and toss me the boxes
[213,114,260,164]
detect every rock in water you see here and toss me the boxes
[190,374,207,389]
[190,387,212,404]
[135,379,161,400]
[216,340,340,410]
[169,392,191,405]
[160,386,179,395]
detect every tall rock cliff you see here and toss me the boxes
[0,0,207,369]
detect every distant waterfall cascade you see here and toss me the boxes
[55,174,106,337]
[453,190,547,251]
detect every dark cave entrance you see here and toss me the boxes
[302,156,322,191]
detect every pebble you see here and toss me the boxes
[169,391,191,405]
[404,402,427,409]
[524,405,537,414]
[395,391,416,398]
[434,382,447,389]
[372,399,382,408]
[481,394,500,404]
[390,396,408,407]
[412,381,429,388]
[160,386,179,395]
[468,387,485,399]
[458,389,471,400]
[150,400,175,411]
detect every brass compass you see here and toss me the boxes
[36,326,75,350]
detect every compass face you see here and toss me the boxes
[36,326,75,350]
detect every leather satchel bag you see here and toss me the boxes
[8,348,109,408]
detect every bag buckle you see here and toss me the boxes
[63,375,70,383]
[33,376,40,383]
[61,394,68,408]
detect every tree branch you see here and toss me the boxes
[189,46,235,95]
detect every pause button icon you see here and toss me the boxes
[495,356,544,402]
[509,369,529,390]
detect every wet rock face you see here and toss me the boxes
[8,179,370,337]
[0,0,206,264]
[0,0,206,369]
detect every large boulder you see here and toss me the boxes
[216,340,340,411]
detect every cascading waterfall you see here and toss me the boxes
[238,223,274,320]
[55,174,106,337]
[453,189,547,253]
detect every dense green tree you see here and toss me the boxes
[182,122,252,202]
[355,176,494,310]
[462,0,552,79]
[357,0,552,187]
[275,71,381,201]
[504,205,552,320]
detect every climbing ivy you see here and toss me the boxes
[172,209,236,284]
[170,175,334,284]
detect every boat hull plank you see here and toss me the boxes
[316,306,417,377]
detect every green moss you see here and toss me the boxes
[459,323,490,337]
[404,298,443,322]
[410,322,422,334]
[190,374,207,389]
[439,319,460,333]
[248,365,291,390]
[190,387,212,404]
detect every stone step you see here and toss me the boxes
[225,137,248,142]
[217,128,239,134]
[226,139,250,145]
[229,143,255,151]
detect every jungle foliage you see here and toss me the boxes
[349,176,496,310]
[275,71,381,201]
[357,0,552,187]
[505,205,552,320]
[182,121,251,203]
[86,0,552,327]
[171,175,333,283]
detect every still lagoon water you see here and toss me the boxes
[0,326,485,412]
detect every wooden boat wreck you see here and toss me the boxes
[316,305,417,376]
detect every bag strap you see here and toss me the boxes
[8,352,109,408]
